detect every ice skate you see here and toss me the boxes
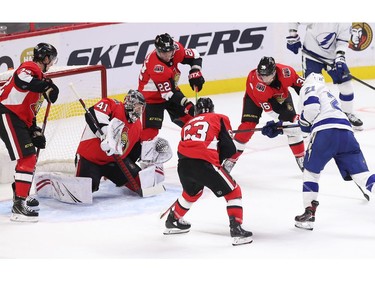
[26,196,40,210]
[163,211,191,235]
[295,200,319,230]
[229,216,253,246]
[11,183,39,209]
[345,113,363,131]
[10,196,39,223]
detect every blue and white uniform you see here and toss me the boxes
[287,23,362,128]
[298,73,374,208]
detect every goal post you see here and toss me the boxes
[0,65,108,182]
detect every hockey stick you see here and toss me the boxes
[232,124,300,134]
[354,182,370,201]
[301,49,375,91]
[160,199,177,219]
[68,83,142,195]
[36,89,53,161]
[194,85,199,103]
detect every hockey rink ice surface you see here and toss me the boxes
[1,80,375,278]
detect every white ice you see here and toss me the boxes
[1,80,375,280]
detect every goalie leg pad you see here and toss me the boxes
[138,165,165,197]
[34,172,93,204]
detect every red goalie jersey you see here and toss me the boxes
[76,98,142,165]
[178,113,236,167]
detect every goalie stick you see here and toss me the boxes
[302,49,375,91]
[69,83,141,195]
[232,123,300,134]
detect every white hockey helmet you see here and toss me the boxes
[303,72,325,86]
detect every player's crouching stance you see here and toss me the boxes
[35,90,171,204]
[163,97,252,246]
[293,73,375,231]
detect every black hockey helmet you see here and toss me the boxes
[155,33,175,52]
[257,56,276,76]
[33,43,57,63]
[196,97,214,115]
[124,89,146,123]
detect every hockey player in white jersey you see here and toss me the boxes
[286,23,363,130]
[293,73,375,230]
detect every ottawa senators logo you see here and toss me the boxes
[121,126,129,154]
[349,22,373,51]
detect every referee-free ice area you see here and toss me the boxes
[1,80,375,279]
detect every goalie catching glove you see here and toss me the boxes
[141,137,173,164]
[100,118,125,156]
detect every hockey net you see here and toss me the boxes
[0,65,107,181]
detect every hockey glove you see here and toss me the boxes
[334,53,350,80]
[261,120,283,138]
[42,78,59,103]
[183,100,195,117]
[298,113,312,133]
[188,68,205,92]
[30,125,46,149]
[286,32,302,54]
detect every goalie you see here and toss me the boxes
[75,89,173,197]
[34,89,172,205]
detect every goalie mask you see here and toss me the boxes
[195,97,214,115]
[124,89,146,123]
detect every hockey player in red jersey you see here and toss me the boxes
[0,42,59,222]
[223,56,305,173]
[163,97,252,246]
[138,33,205,142]
[75,90,170,197]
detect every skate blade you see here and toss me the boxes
[232,236,253,246]
[353,126,363,131]
[295,221,314,230]
[10,214,38,223]
[163,228,190,235]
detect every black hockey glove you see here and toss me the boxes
[30,125,46,149]
[261,120,283,138]
[188,68,205,92]
[183,100,195,117]
[42,78,59,103]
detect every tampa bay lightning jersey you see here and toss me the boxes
[289,23,351,61]
[299,73,353,133]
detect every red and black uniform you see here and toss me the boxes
[234,63,305,158]
[138,41,202,141]
[0,61,50,198]
[174,112,245,224]
[75,98,142,192]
